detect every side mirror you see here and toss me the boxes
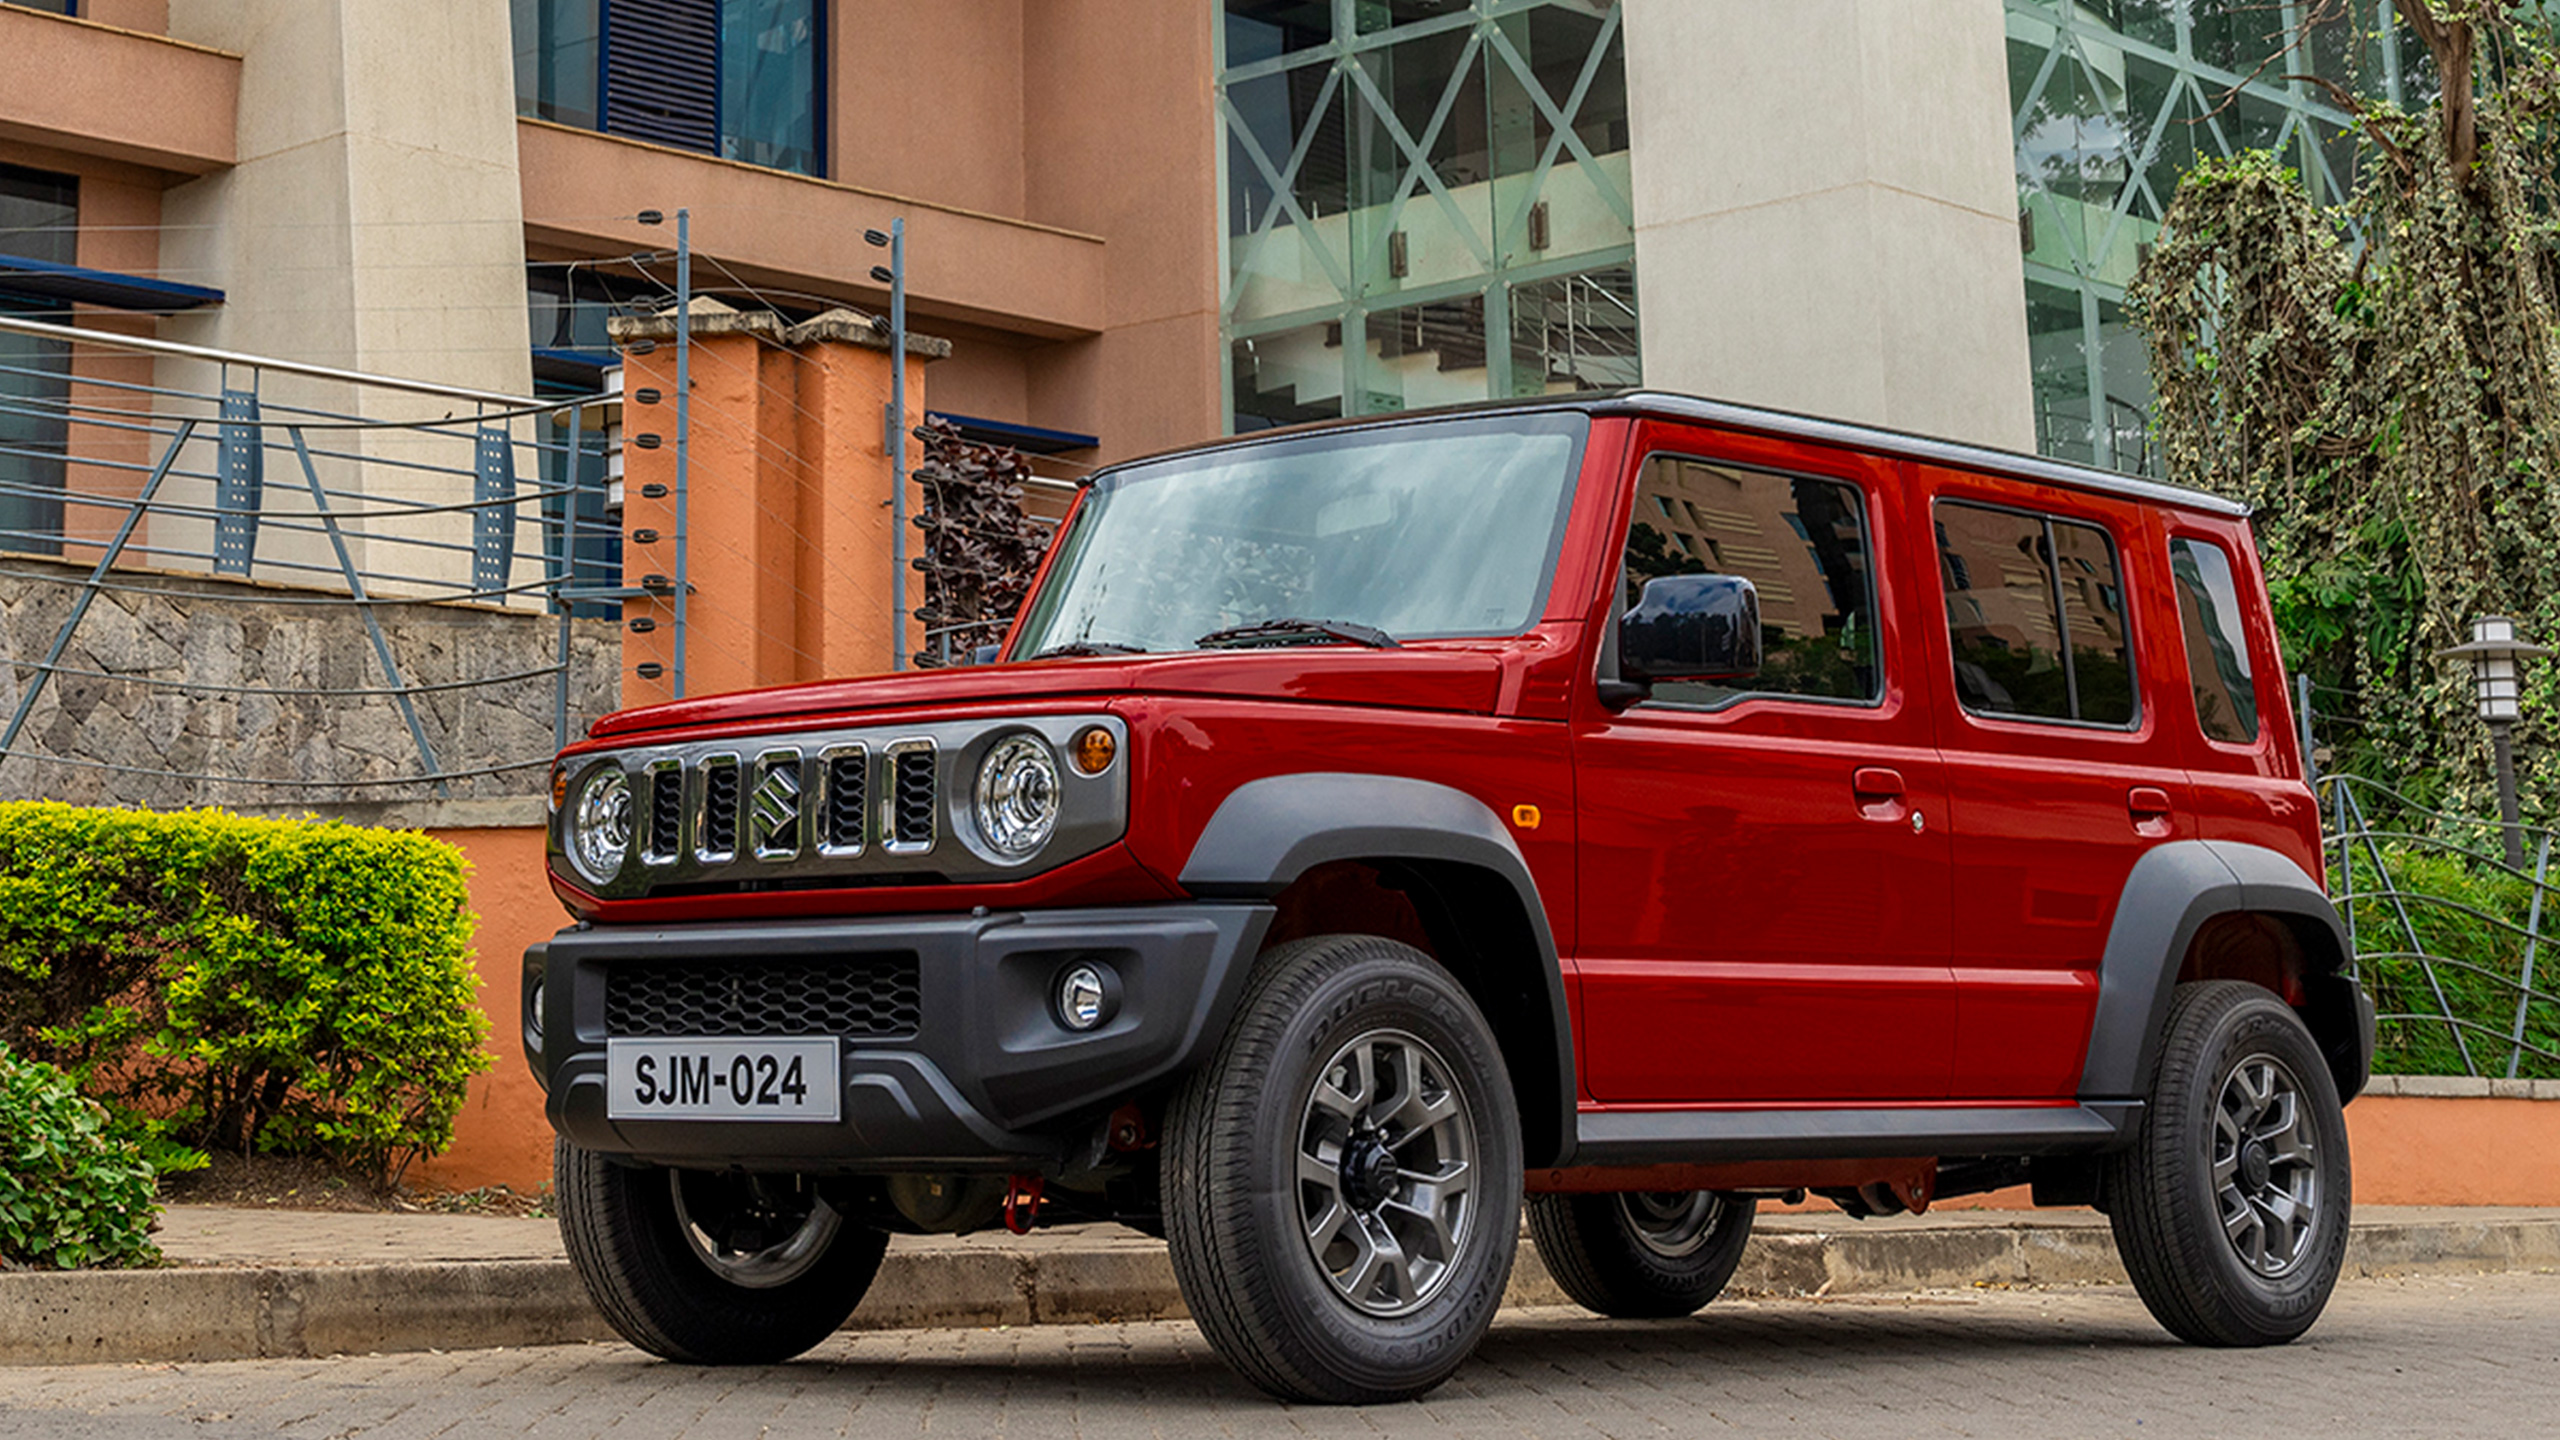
[1620,573,1761,686]
[969,643,1003,666]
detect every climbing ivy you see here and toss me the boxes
[2133,1,2560,823]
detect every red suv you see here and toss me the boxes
[528,393,2371,1403]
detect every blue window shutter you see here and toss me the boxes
[603,0,720,154]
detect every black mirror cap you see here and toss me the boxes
[1620,573,1761,685]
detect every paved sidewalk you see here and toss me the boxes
[8,1274,2560,1439]
[5,1202,2555,1368]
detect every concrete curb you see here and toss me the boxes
[7,1215,2557,1367]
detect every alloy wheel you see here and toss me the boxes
[1295,1027,1480,1317]
[2211,1054,2322,1278]
[1614,1191,1727,1260]
[670,1171,845,1290]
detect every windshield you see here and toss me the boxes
[1010,412,1589,657]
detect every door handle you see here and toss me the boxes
[2127,786,2172,818]
[1853,767,1905,798]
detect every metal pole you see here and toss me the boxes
[2297,672,2317,786]
[2509,833,2551,1079]
[890,216,909,672]
[2494,718,2525,869]
[674,208,691,700]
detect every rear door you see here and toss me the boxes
[1573,424,1954,1103]
[1915,468,2195,1100]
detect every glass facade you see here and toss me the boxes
[2004,1,2408,473]
[511,0,822,178]
[1219,0,1637,432]
[0,163,74,557]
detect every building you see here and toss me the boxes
[0,1,2411,486]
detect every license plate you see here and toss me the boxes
[606,1038,841,1122]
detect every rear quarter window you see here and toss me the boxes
[2168,536,2261,743]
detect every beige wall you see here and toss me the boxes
[157,0,532,400]
[1621,0,2035,451]
[1021,0,1223,462]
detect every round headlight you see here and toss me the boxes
[975,735,1061,859]
[569,766,633,883]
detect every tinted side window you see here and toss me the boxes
[1937,501,2136,726]
[2169,537,2260,743]
[1623,456,1878,707]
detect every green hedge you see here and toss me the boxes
[0,804,491,1180]
[2341,844,2560,1079]
[0,1046,159,1269]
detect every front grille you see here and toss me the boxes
[823,749,867,851]
[891,746,936,848]
[646,766,682,860]
[604,954,922,1039]
[699,756,740,859]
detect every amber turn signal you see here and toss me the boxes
[549,763,569,813]
[1070,726,1118,775]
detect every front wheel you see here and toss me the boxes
[556,1140,890,1364]
[1527,1190,1757,1318]
[1163,934,1523,1404]
[2103,981,2352,1347]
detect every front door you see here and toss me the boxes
[1574,429,1954,1103]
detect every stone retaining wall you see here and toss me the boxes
[0,555,618,808]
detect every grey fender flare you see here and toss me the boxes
[2080,839,2369,1104]
[1180,772,1580,1165]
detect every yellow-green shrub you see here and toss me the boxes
[0,804,491,1181]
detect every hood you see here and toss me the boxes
[586,647,1508,741]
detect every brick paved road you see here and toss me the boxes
[4,1272,2557,1439]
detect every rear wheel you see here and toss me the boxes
[1527,1189,1757,1318]
[1163,934,1522,1404]
[2104,981,2351,1346]
[557,1140,890,1364]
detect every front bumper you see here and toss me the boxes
[524,904,1274,1171]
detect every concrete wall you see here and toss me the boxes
[1621,0,2036,450]
[157,0,533,400]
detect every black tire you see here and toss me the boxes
[2103,980,2352,1347]
[1527,1190,1757,1318]
[1163,934,1523,1404]
[556,1139,890,1364]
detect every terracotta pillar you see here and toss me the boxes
[611,304,944,708]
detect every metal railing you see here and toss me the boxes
[0,312,626,801]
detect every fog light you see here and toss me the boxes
[1057,963,1111,1031]
[527,980,546,1041]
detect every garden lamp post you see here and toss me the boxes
[2441,616,2551,868]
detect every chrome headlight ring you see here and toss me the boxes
[974,733,1062,860]
[567,764,634,885]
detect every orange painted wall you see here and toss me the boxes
[405,826,564,1197]
[617,325,929,707]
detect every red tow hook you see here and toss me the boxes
[1003,1173,1046,1235]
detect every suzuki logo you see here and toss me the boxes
[750,755,802,859]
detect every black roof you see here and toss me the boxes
[1115,390,2246,520]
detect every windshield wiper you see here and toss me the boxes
[1027,641,1147,660]
[1196,618,1401,650]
